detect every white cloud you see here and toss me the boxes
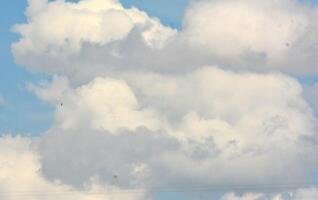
[293,187,318,199]
[28,67,318,190]
[221,193,267,200]
[220,187,318,200]
[6,0,318,199]
[0,136,149,200]
[16,0,175,52]
[182,0,318,74]
[31,76,163,132]
[12,0,318,79]
[12,0,176,77]
[1,135,317,200]
[184,0,307,57]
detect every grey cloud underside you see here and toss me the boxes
[38,127,179,188]
[13,28,318,85]
[37,125,318,192]
[13,30,234,83]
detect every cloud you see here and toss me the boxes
[184,0,306,58]
[11,0,176,82]
[6,0,318,199]
[181,0,318,74]
[0,136,317,200]
[28,67,318,191]
[12,0,318,81]
[21,0,176,50]
[0,136,150,200]
[293,187,318,199]
[220,187,318,200]
[38,127,179,188]
[31,76,163,132]
[220,193,268,200]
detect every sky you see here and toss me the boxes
[1,0,318,200]
[0,0,52,134]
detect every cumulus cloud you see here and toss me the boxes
[184,0,306,57]
[5,0,318,199]
[38,127,179,188]
[182,0,318,74]
[12,0,318,81]
[0,136,317,200]
[28,67,318,191]
[0,136,150,200]
[31,76,163,132]
[12,0,176,80]
[180,0,318,74]
[20,0,175,50]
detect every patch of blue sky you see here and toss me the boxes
[298,76,318,85]
[120,0,189,29]
[65,0,190,29]
[0,0,53,136]
[154,190,223,200]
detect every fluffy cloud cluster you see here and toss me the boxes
[12,0,176,80]
[0,136,317,200]
[17,0,176,50]
[29,67,318,195]
[3,0,318,199]
[12,0,318,81]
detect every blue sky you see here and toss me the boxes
[0,0,53,135]
[0,0,317,135]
